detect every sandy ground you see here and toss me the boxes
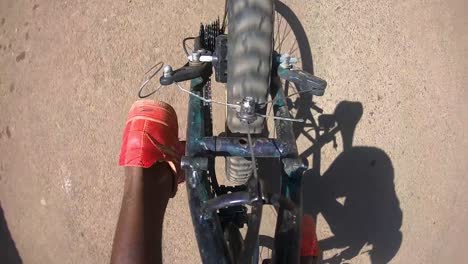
[0,0,467,263]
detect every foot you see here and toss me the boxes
[119,100,185,188]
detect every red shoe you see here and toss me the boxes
[119,100,185,186]
[301,214,320,257]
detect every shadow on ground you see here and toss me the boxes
[0,203,22,264]
[260,1,403,263]
[299,102,403,264]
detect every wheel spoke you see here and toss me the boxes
[289,39,298,55]
[278,21,292,53]
[274,12,283,51]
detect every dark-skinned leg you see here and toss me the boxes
[110,162,174,264]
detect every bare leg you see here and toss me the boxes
[110,162,174,264]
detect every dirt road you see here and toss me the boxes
[0,0,466,263]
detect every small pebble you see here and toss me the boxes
[4,127,11,138]
[16,51,26,62]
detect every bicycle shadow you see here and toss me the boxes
[300,102,403,264]
[0,203,23,264]
[267,1,403,263]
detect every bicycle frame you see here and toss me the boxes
[181,62,306,263]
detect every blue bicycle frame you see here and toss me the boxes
[181,62,306,263]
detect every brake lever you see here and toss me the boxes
[160,62,212,86]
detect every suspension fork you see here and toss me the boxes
[183,73,307,264]
[183,77,231,264]
[269,75,306,264]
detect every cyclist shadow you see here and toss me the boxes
[270,1,403,263]
[0,203,23,264]
[298,101,403,264]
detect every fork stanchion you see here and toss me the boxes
[184,77,230,264]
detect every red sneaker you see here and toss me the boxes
[119,100,185,184]
[301,214,320,258]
